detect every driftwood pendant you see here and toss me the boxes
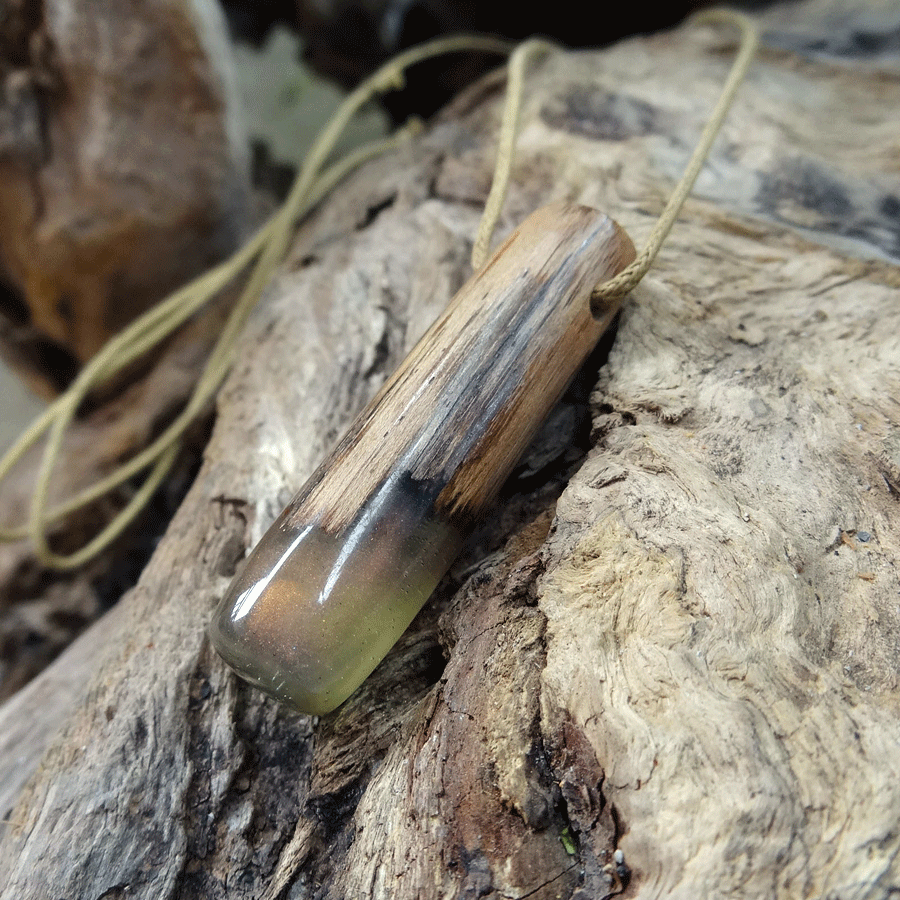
[210,202,636,714]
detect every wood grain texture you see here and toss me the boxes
[2,1,900,897]
[291,202,634,530]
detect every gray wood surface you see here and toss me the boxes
[2,1,899,897]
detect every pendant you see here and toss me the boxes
[209,201,635,714]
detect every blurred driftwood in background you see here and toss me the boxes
[0,0,252,393]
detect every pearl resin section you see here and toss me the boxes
[210,471,462,715]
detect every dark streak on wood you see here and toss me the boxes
[287,202,635,533]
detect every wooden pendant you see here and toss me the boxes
[209,202,636,714]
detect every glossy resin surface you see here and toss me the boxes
[210,472,463,714]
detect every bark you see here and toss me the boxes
[2,1,900,897]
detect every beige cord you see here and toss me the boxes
[470,37,558,270]
[2,127,424,567]
[471,8,759,314]
[591,10,758,306]
[0,34,511,569]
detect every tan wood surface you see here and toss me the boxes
[292,202,634,529]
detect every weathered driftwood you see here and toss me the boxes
[2,1,900,897]
[0,0,250,392]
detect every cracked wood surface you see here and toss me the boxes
[2,1,900,897]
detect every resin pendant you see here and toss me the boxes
[210,201,635,714]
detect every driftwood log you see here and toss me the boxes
[2,0,900,897]
[0,0,250,393]
[0,0,253,700]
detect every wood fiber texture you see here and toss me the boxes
[1,1,900,897]
[291,203,634,529]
